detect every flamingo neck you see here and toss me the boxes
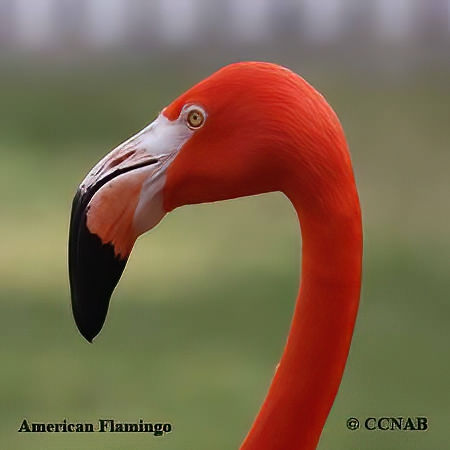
[241,172,363,449]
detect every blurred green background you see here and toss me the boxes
[1,2,450,449]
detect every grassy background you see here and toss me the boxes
[0,58,449,449]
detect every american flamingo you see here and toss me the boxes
[69,62,363,449]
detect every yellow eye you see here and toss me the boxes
[186,109,205,129]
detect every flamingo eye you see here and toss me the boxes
[186,108,205,129]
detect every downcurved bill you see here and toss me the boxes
[69,114,193,342]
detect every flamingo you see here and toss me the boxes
[69,61,362,449]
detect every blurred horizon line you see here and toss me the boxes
[0,0,449,70]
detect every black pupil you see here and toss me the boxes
[191,112,200,124]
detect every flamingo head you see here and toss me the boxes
[69,62,347,342]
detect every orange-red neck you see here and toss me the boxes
[241,172,362,449]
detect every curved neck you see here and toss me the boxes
[241,170,363,449]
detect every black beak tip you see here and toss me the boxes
[77,323,95,343]
[69,188,128,342]
[72,308,101,343]
[71,296,104,343]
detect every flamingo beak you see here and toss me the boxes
[69,113,193,342]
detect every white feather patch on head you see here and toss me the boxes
[132,112,195,236]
